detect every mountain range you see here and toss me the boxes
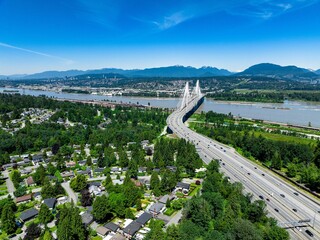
[1,64,320,80]
[236,63,319,79]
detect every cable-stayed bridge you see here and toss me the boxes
[166,81,320,240]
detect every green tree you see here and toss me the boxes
[150,171,160,190]
[136,198,142,211]
[10,170,22,188]
[125,208,135,219]
[165,224,180,240]
[103,174,113,190]
[108,192,126,217]
[1,204,16,234]
[182,196,212,230]
[232,219,263,240]
[38,204,53,225]
[92,195,112,222]
[33,164,46,185]
[42,230,54,240]
[145,219,165,240]
[57,204,87,240]
[24,223,42,240]
[41,178,55,199]
[80,188,92,207]
[70,175,87,192]
[14,185,27,197]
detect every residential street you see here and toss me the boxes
[62,181,78,203]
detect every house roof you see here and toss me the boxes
[88,181,101,187]
[96,226,110,236]
[16,194,32,203]
[149,202,165,214]
[136,212,152,225]
[159,195,170,204]
[81,212,94,225]
[104,222,119,232]
[176,182,190,190]
[20,208,38,222]
[94,168,104,172]
[123,221,142,236]
[26,176,34,185]
[43,198,57,209]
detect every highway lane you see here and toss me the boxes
[167,96,320,239]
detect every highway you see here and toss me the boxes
[167,95,320,240]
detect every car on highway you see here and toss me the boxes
[259,195,264,200]
[266,198,270,202]
[247,172,251,175]
[261,173,265,176]
[274,208,279,212]
[292,208,297,212]
[305,229,314,237]
[294,192,299,196]
[280,194,285,198]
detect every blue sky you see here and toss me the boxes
[1,0,320,74]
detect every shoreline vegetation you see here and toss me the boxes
[190,111,320,194]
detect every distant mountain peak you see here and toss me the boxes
[236,63,318,79]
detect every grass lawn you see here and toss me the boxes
[0,183,8,196]
[189,185,201,197]
[253,131,315,145]
[164,208,175,216]
[90,236,102,240]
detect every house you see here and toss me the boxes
[136,212,152,226]
[57,196,68,205]
[61,171,74,178]
[20,169,32,175]
[175,182,191,195]
[166,166,177,172]
[20,208,38,222]
[25,176,35,186]
[123,221,142,239]
[148,202,165,215]
[104,222,120,233]
[33,192,41,201]
[78,160,87,166]
[43,198,57,210]
[81,211,94,226]
[158,194,174,204]
[77,168,92,177]
[110,167,121,174]
[96,226,110,237]
[131,179,143,187]
[89,185,101,196]
[16,194,33,204]
[138,167,147,173]
[66,161,76,168]
[94,168,105,175]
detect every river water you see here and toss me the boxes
[1,87,320,127]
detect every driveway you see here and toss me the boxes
[165,210,183,227]
[3,170,15,194]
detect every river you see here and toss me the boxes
[1,87,320,127]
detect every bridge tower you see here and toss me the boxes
[180,82,190,110]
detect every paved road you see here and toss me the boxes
[3,170,15,194]
[166,210,183,227]
[61,181,78,203]
[167,96,320,240]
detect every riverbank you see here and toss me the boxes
[1,86,320,127]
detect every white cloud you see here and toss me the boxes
[0,42,74,65]
[153,11,193,30]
